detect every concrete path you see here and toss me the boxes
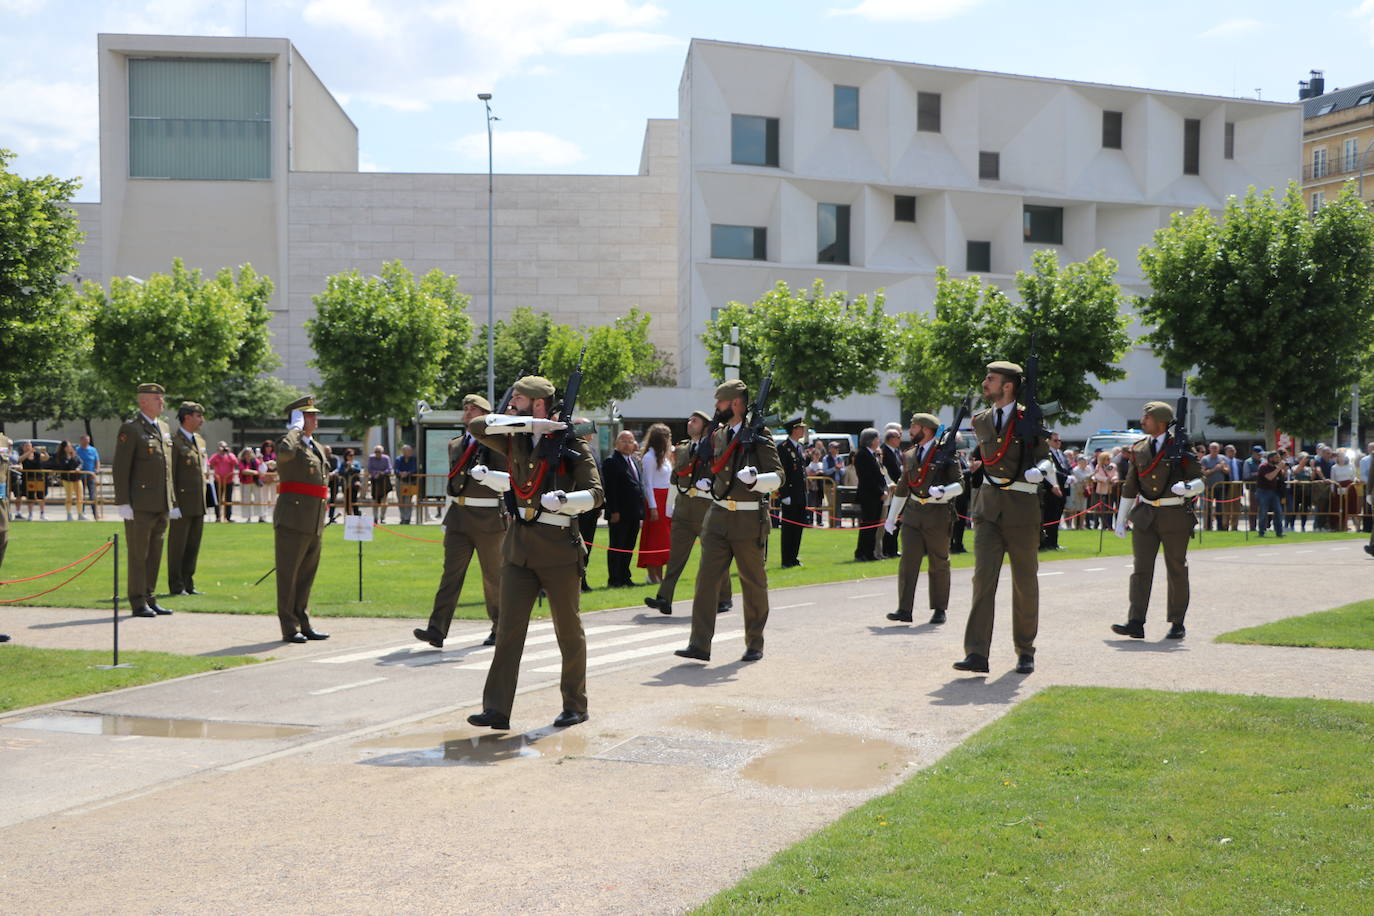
[1,538,1371,914]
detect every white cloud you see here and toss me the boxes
[1353,0,1374,45]
[358,152,387,172]
[451,129,585,168]
[302,0,398,38]
[828,0,983,22]
[559,30,685,55]
[0,78,98,156]
[1198,17,1267,40]
[0,0,48,13]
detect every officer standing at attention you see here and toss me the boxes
[955,362,1050,676]
[643,410,732,616]
[777,418,810,568]
[112,382,177,619]
[0,432,11,642]
[413,393,510,650]
[675,380,783,664]
[274,396,331,644]
[884,413,963,626]
[1110,401,1204,640]
[167,402,208,596]
[465,376,603,731]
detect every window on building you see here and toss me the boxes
[1358,92,1374,106]
[1183,118,1201,175]
[1311,190,1324,214]
[817,203,851,264]
[1316,102,1337,115]
[710,224,767,260]
[1102,110,1123,149]
[128,58,271,180]
[1344,138,1359,172]
[1312,147,1328,179]
[1224,121,1235,160]
[1023,205,1064,244]
[966,240,991,273]
[893,195,916,222]
[1165,371,1184,390]
[731,115,779,167]
[917,91,941,132]
[833,85,859,130]
[979,151,1000,180]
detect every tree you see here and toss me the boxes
[201,265,303,432]
[1139,183,1374,443]
[540,308,667,409]
[437,306,549,408]
[701,280,898,424]
[307,261,466,435]
[0,149,86,421]
[890,312,947,418]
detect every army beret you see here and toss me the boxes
[783,417,807,432]
[462,393,492,412]
[514,375,555,400]
[910,412,940,430]
[179,401,205,414]
[986,361,1023,379]
[137,382,165,395]
[285,395,321,415]
[715,379,748,401]
[1143,401,1174,423]
[689,409,712,424]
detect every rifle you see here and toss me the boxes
[534,346,587,465]
[737,357,777,449]
[933,392,976,468]
[1165,378,1191,464]
[1013,333,1046,445]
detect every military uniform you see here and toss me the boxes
[646,413,732,614]
[466,377,603,727]
[777,420,810,567]
[891,416,962,621]
[167,405,208,595]
[274,397,330,641]
[0,434,8,642]
[112,383,177,615]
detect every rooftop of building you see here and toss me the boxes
[1302,78,1374,119]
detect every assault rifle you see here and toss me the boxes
[736,357,777,449]
[534,346,587,464]
[1165,377,1191,464]
[934,392,976,468]
[1013,334,1047,445]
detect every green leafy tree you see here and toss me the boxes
[307,261,466,435]
[201,265,303,429]
[438,306,549,407]
[0,149,86,425]
[540,308,667,409]
[891,312,948,418]
[1139,183,1374,443]
[701,280,898,425]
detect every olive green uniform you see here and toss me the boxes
[966,405,1050,659]
[113,413,177,611]
[468,417,603,719]
[167,426,207,594]
[273,427,330,639]
[654,438,732,607]
[894,441,962,616]
[0,434,11,570]
[1121,438,1196,625]
[426,434,509,638]
[688,424,783,654]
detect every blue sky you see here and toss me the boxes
[4,0,1373,201]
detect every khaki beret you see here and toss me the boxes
[689,409,712,425]
[514,375,555,400]
[179,401,205,414]
[715,379,748,402]
[462,393,492,412]
[910,412,940,430]
[285,395,321,416]
[986,360,1023,379]
[137,382,165,395]
[1143,400,1174,423]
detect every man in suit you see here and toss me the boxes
[1039,431,1071,550]
[602,429,644,587]
[274,395,331,644]
[167,401,208,596]
[414,393,510,650]
[885,413,963,625]
[880,428,904,559]
[0,432,11,642]
[777,418,809,568]
[955,361,1050,676]
[112,382,177,619]
[854,428,886,562]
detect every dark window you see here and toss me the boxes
[1224,121,1235,160]
[710,224,767,260]
[833,85,859,130]
[979,151,1000,180]
[731,115,779,167]
[1183,118,1201,175]
[917,92,941,132]
[1165,370,1184,389]
[818,203,851,264]
[1023,205,1064,244]
[966,240,991,273]
[1102,110,1123,149]
[894,195,916,222]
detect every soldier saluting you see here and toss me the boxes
[1111,400,1204,640]
[274,396,331,643]
[112,382,178,618]
[884,412,964,626]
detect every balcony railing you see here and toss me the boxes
[1304,150,1374,181]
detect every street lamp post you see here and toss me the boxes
[478,92,496,404]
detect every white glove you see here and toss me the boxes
[1170,481,1187,496]
[481,470,511,493]
[1114,497,1133,539]
[169,508,182,520]
[1114,521,1127,539]
[287,409,304,431]
[781,497,791,506]
[695,478,711,491]
[884,495,906,534]
[883,518,897,535]
[1024,467,1044,484]
[540,490,565,512]
[748,472,781,494]
[532,419,566,436]
[737,466,757,485]
[928,485,945,500]
[116,504,134,521]
[481,414,566,436]
[469,464,488,480]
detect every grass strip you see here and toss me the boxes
[1217,598,1374,651]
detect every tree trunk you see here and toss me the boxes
[83,417,93,442]
[1263,400,1276,452]
[31,420,38,439]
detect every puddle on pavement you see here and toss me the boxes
[674,706,908,791]
[357,725,588,767]
[4,712,312,740]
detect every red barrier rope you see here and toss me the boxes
[0,540,113,584]
[371,524,444,544]
[0,542,112,605]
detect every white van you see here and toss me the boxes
[1079,430,1145,457]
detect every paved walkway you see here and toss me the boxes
[1,538,1371,914]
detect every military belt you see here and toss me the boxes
[713,498,760,511]
[984,473,1039,495]
[518,507,572,527]
[448,495,501,508]
[687,488,713,499]
[1143,496,1185,507]
[279,481,328,499]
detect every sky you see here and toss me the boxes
[5,0,1374,202]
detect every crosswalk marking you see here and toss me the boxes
[773,602,814,610]
[457,627,695,672]
[309,677,387,696]
[311,623,633,664]
[531,630,745,673]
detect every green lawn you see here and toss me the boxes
[0,644,256,713]
[0,519,1362,622]
[697,687,1374,915]
[1218,599,1374,651]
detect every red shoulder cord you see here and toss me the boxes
[1139,438,1191,479]
[986,409,1022,467]
[906,442,939,490]
[446,439,479,479]
[710,436,741,475]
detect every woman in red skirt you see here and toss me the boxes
[637,423,673,583]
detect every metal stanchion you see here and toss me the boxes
[95,533,132,670]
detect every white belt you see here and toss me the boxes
[913,496,949,506]
[713,498,759,511]
[984,473,1038,495]
[687,488,713,499]
[448,495,502,508]
[1143,496,1185,507]
[517,507,571,526]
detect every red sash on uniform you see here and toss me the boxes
[279,481,328,499]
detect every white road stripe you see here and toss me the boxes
[459,628,689,672]
[850,593,882,599]
[1083,567,1105,572]
[1295,550,1314,554]
[1037,571,1063,577]
[312,622,625,664]
[309,677,387,696]
[773,602,815,610]
[531,630,746,673]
